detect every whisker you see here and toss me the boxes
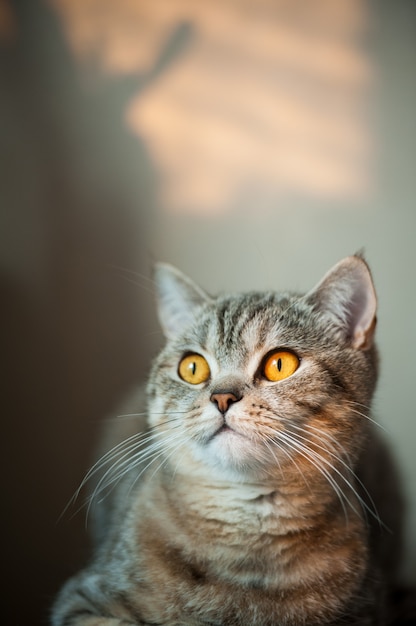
[100,410,189,423]
[118,431,193,504]
[170,445,191,481]
[116,411,189,419]
[346,400,373,412]
[60,416,184,521]
[344,401,388,432]
[83,433,187,524]
[305,423,354,466]
[108,264,158,296]
[348,408,388,433]
[70,436,167,522]
[98,428,185,490]
[80,429,164,490]
[264,425,351,523]
[107,264,157,287]
[144,433,191,485]
[110,271,156,296]
[259,430,312,491]
[86,427,185,506]
[287,424,384,529]
[258,432,283,475]
[58,430,151,522]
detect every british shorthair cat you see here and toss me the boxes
[52,255,403,625]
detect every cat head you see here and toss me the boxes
[147,256,378,482]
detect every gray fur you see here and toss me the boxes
[52,255,402,626]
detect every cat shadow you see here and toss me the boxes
[1,1,192,624]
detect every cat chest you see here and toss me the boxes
[128,486,365,624]
[138,491,309,584]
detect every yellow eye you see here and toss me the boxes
[178,353,211,384]
[263,350,300,382]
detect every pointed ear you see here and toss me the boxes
[305,255,377,349]
[153,263,211,339]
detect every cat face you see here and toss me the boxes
[147,256,378,482]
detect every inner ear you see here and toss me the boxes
[154,263,211,340]
[305,255,377,350]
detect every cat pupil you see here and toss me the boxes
[277,358,282,372]
[191,362,196,375]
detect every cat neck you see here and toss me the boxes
[154,456,346,535]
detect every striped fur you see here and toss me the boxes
[52,256,402,625]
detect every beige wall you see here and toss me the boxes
[2,1,415,624]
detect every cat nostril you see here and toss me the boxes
[210,392,241,414]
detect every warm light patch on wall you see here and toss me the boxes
[0,0,16,42]
[51,0,373,213]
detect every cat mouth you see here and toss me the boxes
[204,417,247,444]
[217,425,233,434]
[212,423,244,439]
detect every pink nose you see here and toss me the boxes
[210,392,240,414]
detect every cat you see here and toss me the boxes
[52,254,404,626]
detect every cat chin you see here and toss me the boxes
[190,429,270,480]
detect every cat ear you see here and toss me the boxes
[305,255,377,349]
[154,263,211,339]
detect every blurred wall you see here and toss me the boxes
[1,0,415,624]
